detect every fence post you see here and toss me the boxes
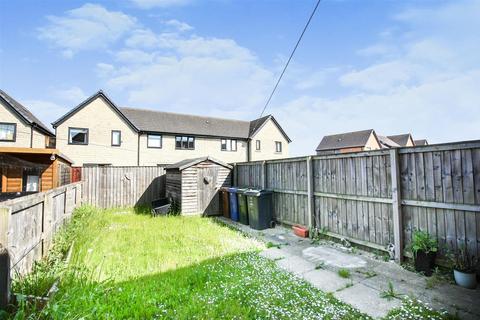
[233,163,238,186]
[306,156,314,232]
[0,206,11,309]
[261,161,267,189]
[390,148,403,262]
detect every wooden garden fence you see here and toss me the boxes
[233,140,480,262]
[82,166,166,208]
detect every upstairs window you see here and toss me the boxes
[0,122,16,141]
[256,140,261,151]
[176,136,195,150]
[148,134,162,148]
[68,127,88,145]
[275,141,282,153]
[221,139,237,151]
[111,130,121,146]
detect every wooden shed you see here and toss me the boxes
[165,157,232,215]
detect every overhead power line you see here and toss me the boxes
[257,0,322,120]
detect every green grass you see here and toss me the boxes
[9,206,453,320]
[338,268,351,278]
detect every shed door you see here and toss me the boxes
[197,167,219,215]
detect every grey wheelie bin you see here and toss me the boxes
[245,190,273,230]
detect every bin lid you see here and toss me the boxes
[236,188,249,193]
[245,189,273,197]
[228,187,238,193]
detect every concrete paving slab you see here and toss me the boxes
[334,283,402,318]
[276,256,317,276]
[259,248,292,261]
[303,269,352,292]
[302,246,367,269]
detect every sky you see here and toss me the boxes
[0,0,479,155]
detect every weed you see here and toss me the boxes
[338,268,351,279]
[266,242,281,249]
[380,281,404,301]
[356,270,377,278]
[315,262,326,270]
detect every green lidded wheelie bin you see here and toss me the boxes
[236,188,249,225]
[245,190,273,230]
[219,187,230,218]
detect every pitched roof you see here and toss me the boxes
[377,135,400,148]
[51,90,138,131]
[121,107,250,139]
[316,129,375,151]
[387,134,413,147]
[0,89,54,136]
[414,139,428,146]
[52,90,291,142]
[165,156,232,171]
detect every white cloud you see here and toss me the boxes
[23,100,70,130]
[53,86,88,104]
[278,0,480,155]
[129,0,191,9]
[163,19,193,32]
[38,4,137,57]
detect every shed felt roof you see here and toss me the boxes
[387,134,413,147]
[166,156,232,171]
[414,139,428,146]
[316,129,375,151]
[0,89,54,136]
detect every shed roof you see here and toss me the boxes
[166,156,232,171]
[316,129,376,151]
[0,89,54,136]
[387,134,413,147]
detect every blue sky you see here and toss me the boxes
[1,0,479,155]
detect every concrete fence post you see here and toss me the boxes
[233,163,238,186]
[390,148,404,262]
[306,156,314,232]
[0,207,11,309]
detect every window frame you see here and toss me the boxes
[175,135,195,150]
[221,138,238,152]
[256,140,261,151]
[275,141,282,153]
[111,130,121,147]
[0,122,17,142]
[68,127,89,145]
[147,134,162,149]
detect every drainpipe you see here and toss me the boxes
[30,125,34,148]
[246,139,251,162]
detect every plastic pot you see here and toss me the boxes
[454,270,477,289]
[414,250,436,276]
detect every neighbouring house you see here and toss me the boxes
[377,135,401,149]
[0,147,73,201]
[387,133,415,147]
[0,89,55,149]
[315,129,382,155]
[414,139,428,146]
[52,91,291,167]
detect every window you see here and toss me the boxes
[148,134,162,148]
[256,140,261,151]
[111,130,121,146]
[221,139,237,151]
[275,141,282,153]
[176,136,195,150]
[68,127,88,145]
[0,122,16,142]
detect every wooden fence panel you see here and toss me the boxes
[0,182,83,277]
[82,166,166,208]
[234,140,480,262]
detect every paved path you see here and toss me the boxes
[217,217,480,319]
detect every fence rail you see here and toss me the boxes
[82,166,166,208]
[234,140,480,262]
